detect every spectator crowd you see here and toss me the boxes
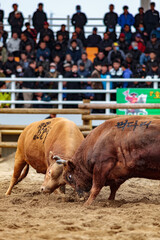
[0,2,160,108]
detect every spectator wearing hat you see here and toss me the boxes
[93,50,108,66]
[67,32,83,52]
[122,24,133,45]
[8,10,24,37]
[0,22,8,47]
[56,24,69,44]
[107,24,117,42]
[40,21,54,41]
[63,62,72,78]
[134,7,144,30]
[132,23,149,44]
[117,33,129,54]
[146,61,160,79]
[103,4,118,32]
[118,6,135,31]
[0,42,7,63]
[139,48,151,65]
[32,3,47,33]
[8,3,24,37]
[129,33,146,53]
[144,2,159,36]
[146,34,160,53]
[71,5,87,31]
[86,27,102,47]
[66,39,81,64]
[3,53,17,77]
[77,52,93,72]
[107,42,125,65]
[98,32,113,56]
[7,32,21,57]
[77,62,90,78]
[44,62,59,102]
[151,23,160,40]
[23,22,37,43]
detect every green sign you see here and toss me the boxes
[116,88,160,115]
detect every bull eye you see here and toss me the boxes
[49,170,51,175]
[68,174,72,182]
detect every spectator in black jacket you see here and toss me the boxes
[75,26,86,47]
[23,22,37,43]
[87,27,102,47]
[98,32,113,56]
[3,53,17,77]
[146,34,160,53]
[20,32,35,52]
[134,7,144,30]
[66,64,81,108]
[8,10,24,37]
[71,5,87,31]
[144,2,159,35]
[56,24,69,44]
[103,4,118,32]
[0,22,8,47]
[22,60,36,108]
[117,33,129,54]
[40,21,54,41]
[93,50,108,66]
[66,39,81,64]
[107,42,126,65]
[32,3,47,33]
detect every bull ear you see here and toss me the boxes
[67,161,75,170]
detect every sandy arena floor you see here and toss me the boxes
[1,152,160,240]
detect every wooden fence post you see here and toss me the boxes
[82,99,92,130]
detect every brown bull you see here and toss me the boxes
[56,116,160,205]
[6,117,84,195]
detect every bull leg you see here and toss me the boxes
[108,184,121,200]
[108,179,126,200]
[84,158,116,206]
[5,155,27,195]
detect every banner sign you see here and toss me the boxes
[116,88,160,115]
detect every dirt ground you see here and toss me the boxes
[1,152,160,240]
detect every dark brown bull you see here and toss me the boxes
[56,116,160,205]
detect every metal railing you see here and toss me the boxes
[0,77,159,114]
[3,15,126,38]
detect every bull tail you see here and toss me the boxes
[16,164,29,185]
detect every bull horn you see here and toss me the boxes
[53,155,61,160]
[56,159,66,165]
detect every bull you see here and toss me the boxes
[54,116,160,205]
[6,117,84,195]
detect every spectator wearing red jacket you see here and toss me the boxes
[129,33,146,52]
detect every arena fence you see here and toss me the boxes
[0,77,159,114]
